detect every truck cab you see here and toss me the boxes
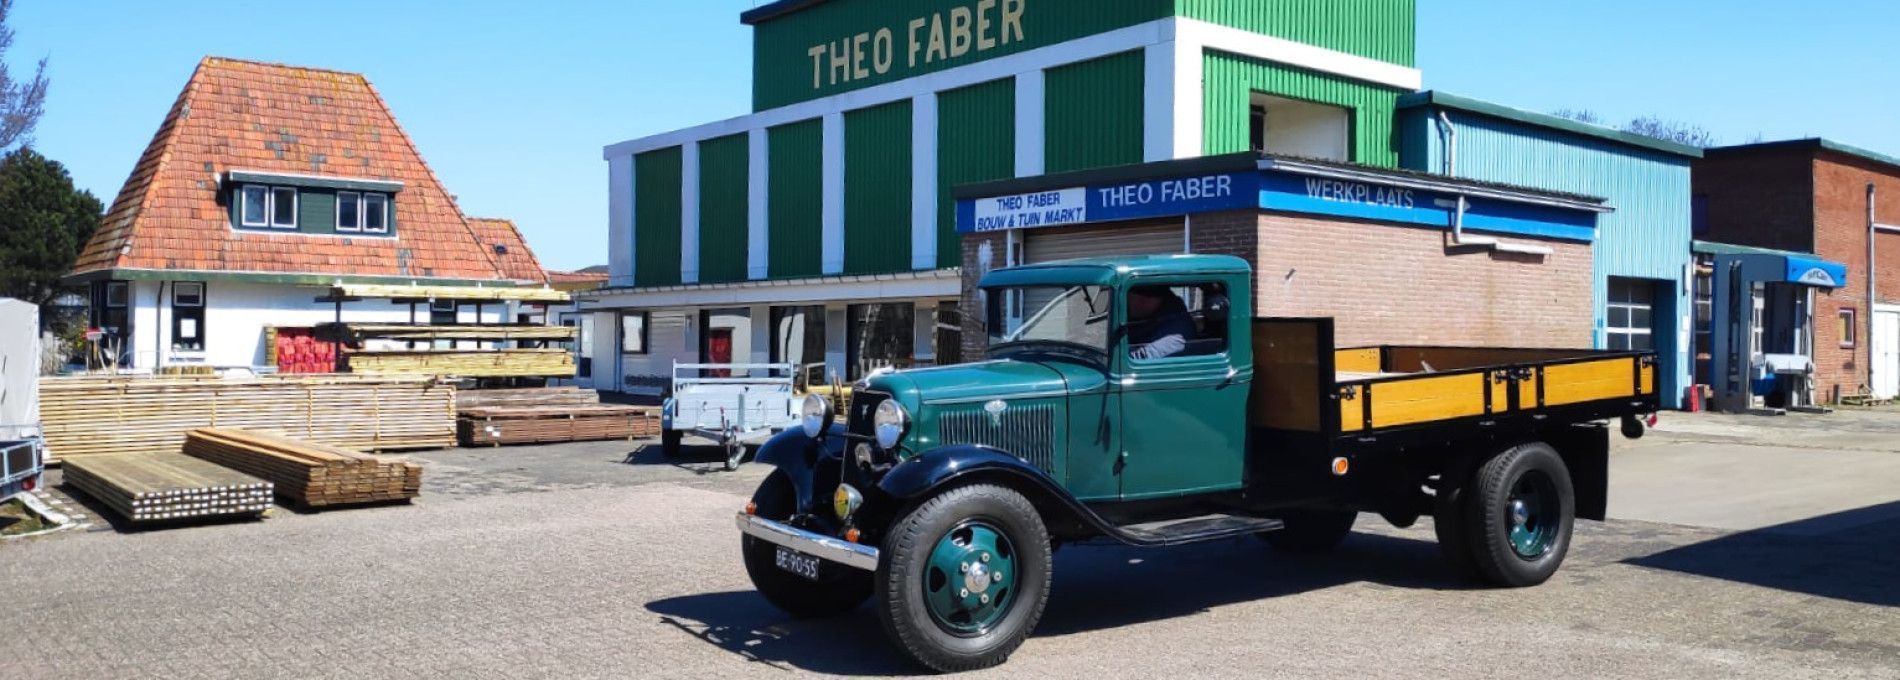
[734,254,1656,672]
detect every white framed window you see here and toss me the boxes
[1606,278,1655,351]
[336,191,361,231]
[172,282,204,307]
[1840,309,1858,348]
[105,281,129,307]
[270,187,298,228]
[171,282,207,352]
[363,193,388,233]
[239,185,269,227]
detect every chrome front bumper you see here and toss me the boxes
[736,512,880,572]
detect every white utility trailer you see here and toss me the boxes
[662,363,799,470]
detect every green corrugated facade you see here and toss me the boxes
[633,147,683,286]
[1202,50,1403,167]
[697,133,749,283]
[843,100,914,274]
[1044,50,1145,174]
[935,78,1016,269]
[1175,0,1416,67]
[752,0,1171,111]
[767,119,824,279]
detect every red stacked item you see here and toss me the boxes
[274,328,338,374]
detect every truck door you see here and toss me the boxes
[1116,279,1248,499]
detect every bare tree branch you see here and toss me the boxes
[0,0,50,152]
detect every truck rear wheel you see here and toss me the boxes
[1459,442,1575,587]
[741,472,871,618]
[1260,509,1357,553]
[876,484,1052,673]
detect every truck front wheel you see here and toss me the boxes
[1457,442,1576,587]
[876,484,1053,673]
[741,472,872,618]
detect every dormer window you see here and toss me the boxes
[336,191,390,234]
[239,184,298,229]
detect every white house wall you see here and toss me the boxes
[128,280,504,369]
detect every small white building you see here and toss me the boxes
[65,57,550,370]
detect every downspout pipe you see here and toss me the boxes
[1870,183,1878,397]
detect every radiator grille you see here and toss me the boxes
[937,402,1057,473]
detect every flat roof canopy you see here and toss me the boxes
[331,283,569,303]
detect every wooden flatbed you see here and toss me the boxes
[1253,318,1659,455]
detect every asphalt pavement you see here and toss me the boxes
[2,420,1897,679]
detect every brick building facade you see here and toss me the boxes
[1696,140,1900,400]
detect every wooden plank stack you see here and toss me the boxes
[184,428,422,508]
[332,323,578,342]
[344,349,576,378]
[62,453,273,524]
[455,386,660,446]
[39,375,457,462]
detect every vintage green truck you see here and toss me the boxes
[735,254,1657,672]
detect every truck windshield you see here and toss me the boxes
[986,285,1112,353]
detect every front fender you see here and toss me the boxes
[753,423,848,515]
[876,445,1107,539]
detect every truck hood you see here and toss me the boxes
[867,358,1100,405]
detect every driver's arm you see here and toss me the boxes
[1131,334,1186,360]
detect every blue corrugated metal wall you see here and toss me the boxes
[1398,105,1696,408]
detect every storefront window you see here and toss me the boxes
[933,301,962,367]
[847,303,914,380]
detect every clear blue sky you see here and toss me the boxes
[10,1,1899,271]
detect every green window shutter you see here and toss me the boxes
[298,189,337,235]
[1045,50,1145,174]
[697,134,750,283]
[843,100,913,275]
[1201,50,1402,167]
[768,120,825,279]
[936,78,1015,269]
[634,147,684,286]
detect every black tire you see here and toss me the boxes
[1467,442,1575,587]
[741,472,872,618]
[1434,460,1481,581]
[661,430,683,458]
[876,484,1053,673]
[1261,509,1357,553]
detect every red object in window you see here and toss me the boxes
[706,329,733,378]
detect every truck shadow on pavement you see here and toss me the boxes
[1623,500,1900,607]
[619,443,753,475]
[645,531,1469,674]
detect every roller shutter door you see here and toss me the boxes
[1023,223,1185,265]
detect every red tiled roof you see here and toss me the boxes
[546,270,608,285]
[72,57,527,283]
[466,217,546,283]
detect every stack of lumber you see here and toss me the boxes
[345,349,575,378]
[458,405,661,446]
[454,386,659,446]
[39,375,456,462]
[62,453,272,524]
[184,428,421,508]
[331,323,577,342]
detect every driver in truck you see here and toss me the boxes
[1127,285,1196,359]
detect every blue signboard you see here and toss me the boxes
[956,167,1601,242]
[1783,255,1847,288]
[957,172,1257,234]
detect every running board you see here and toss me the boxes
[1111,513,1284,547]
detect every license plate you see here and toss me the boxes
[775,546,821,581]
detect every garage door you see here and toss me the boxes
[1023,223,1185,265]
[1875,309,1899,399]
[1606,278,1656,351]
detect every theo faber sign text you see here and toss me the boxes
[962,173,1256,233]
[806,0,1026,91]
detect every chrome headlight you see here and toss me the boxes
[800,394,833,438]
[873,399,908,449]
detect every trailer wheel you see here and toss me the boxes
[741,472,871,618]
[661,430,682,458]
[1260,509,1357,553]
[1466,442,1575,587]
[876,484,1052,673]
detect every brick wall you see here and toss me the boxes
[958,209,1594,358]
[1810,153,1900,398]
[1693,148,1815,252]
[1251,213,1593,348]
